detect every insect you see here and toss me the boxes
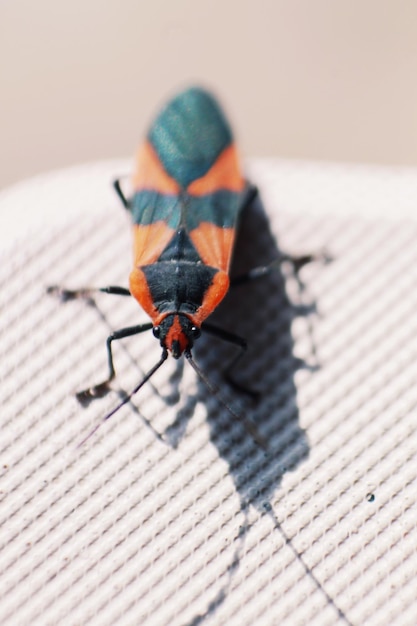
[49,86,313,445]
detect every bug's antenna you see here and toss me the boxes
[77,349,168,447]
[185,351,267,450]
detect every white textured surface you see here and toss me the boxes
[1,159,417,626]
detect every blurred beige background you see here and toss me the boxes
[1,0,417,190]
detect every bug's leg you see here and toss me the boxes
[113,178,130,209]
[202,322,258,399]
[98,286,131,296]
[76,322,154,405]
[230,251,330,288]
[47,285,131,301]
[230,251,330,371]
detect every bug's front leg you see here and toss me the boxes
[48,286,153,403]
[76,323,153,405]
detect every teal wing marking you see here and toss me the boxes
[185,191,244,232]
[131,191,181,230]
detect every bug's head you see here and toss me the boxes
[153,314,201,359]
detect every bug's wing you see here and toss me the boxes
[130,191,181,266]
[185,145,247,272]
[186,192,244,272]
[130,142,181,266]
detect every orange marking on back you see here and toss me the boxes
[129,267,159,321]
[189,224,235,272]
[132,222,175,266]
[187,145,245,196]
[193,271,230,325]
[132,141,181,194]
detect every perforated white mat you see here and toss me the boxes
[1,159,416,626]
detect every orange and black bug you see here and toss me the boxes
[49,87,314,445]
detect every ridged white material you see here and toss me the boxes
[0,159,416,626]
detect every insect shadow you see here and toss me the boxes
[183,197,351,626]
[160,196,334,626]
